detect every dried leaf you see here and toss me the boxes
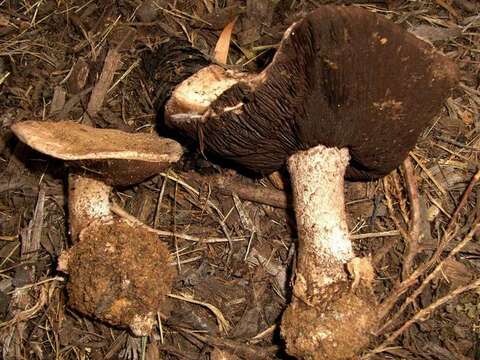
[213,17,237,64]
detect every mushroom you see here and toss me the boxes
[11,120,183,335]
[146,6,458,359]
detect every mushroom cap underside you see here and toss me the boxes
[142,38,211,111]
[165,5,458,180]
[11,120,183,185]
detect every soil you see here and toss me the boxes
[64,219,175,336]
[1,1,479,359]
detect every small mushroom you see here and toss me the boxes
[149,6,458,359]
[11,120,183,335]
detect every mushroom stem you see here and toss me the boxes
[68,175,112,241]
[282,144,377,359]
[11,120,182,336]
[287,145,353,304]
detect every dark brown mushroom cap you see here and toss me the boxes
[165,6,458,180]
[11,120,183,186]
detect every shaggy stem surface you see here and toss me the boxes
[68,175,112,241]
[288,145,352,304]
[282,144,377,360]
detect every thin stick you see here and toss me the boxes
[410,152,447,195]
[154,175,168,229]
[379,169,480,319]
[157,312,164,344]
[185,172,289,208]
[377,221,479,334]
[111,203,245,244]
[161,172,234,253]
[371,277,480,356]
[384,177,412,247]
[446,169,480,233]
[350,230,400,240]
[402,157,422,279]
[173,182,181,272]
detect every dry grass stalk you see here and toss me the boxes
[111,203,244,244]
[369,224,480,357]
[168,293,231,334]
[379,220,480,335]
[160,172,235,254]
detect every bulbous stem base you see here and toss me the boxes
[282,144,377,360]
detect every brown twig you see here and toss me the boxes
[392,171,410,226]
[377,220,480,334]
[111,203,245,244]
[402,157,422,279]
[383,177,412,247]
[187,173,289,208]
[370,275,480,357]
[351,230,400,241]
[379,169,480,320]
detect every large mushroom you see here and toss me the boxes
[145,6,458,359]
[11,120,182,335]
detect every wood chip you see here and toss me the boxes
[67,58,90,94]
[87,48,122,117]
[411,24,461,42]
[49,86,66,115]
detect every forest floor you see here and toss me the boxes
[0,0,479,359]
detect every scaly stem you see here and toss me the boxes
[282,144,377,360]
[287,144,352,305]
[68,175,112,241]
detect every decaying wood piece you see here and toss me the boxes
[87,48,122,117]
[186,172,289,208]
[49,86,66,115]
[67,58,90,94]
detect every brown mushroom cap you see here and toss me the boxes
[11,120,183,186]
[165,6,458,180]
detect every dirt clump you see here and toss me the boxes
[63,220,175,334]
